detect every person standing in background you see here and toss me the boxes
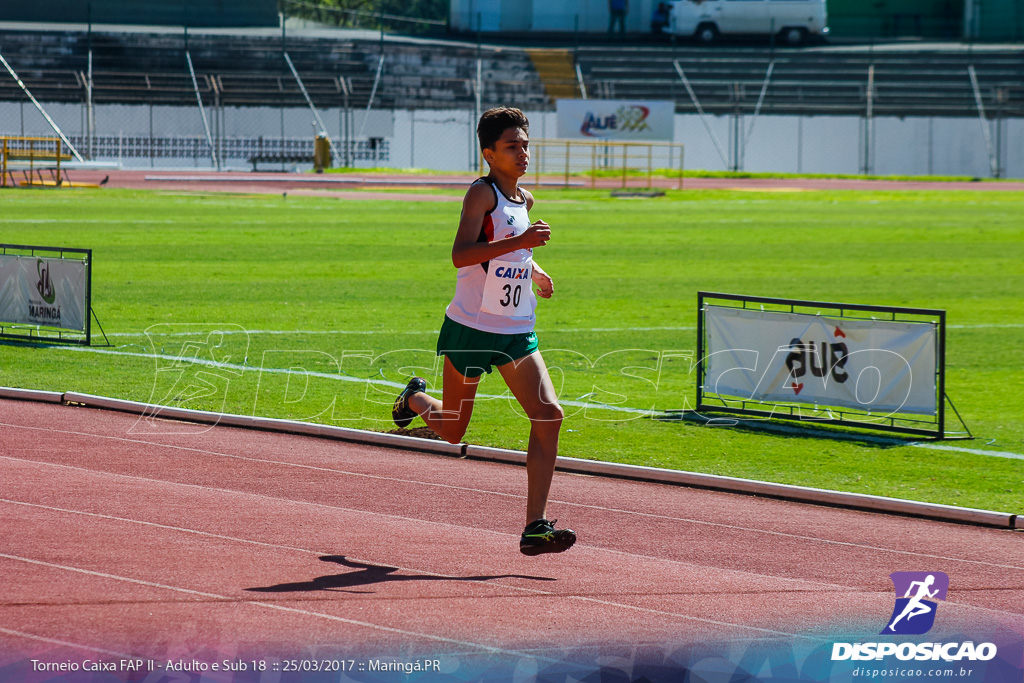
[609,0,629,37]
[651,2,669,34]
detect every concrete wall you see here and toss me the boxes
[2,100,1019,178]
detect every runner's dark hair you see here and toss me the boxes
[477,107,529,151]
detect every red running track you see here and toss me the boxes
[1,397,1022,679]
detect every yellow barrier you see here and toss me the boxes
[521,139,685,190]
[1,136,70,188]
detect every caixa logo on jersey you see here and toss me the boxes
[832,572,998,663]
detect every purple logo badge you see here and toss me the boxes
[882,572,949,635]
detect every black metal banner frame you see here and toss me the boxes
[0,243,92,346]
[695,291,962,439]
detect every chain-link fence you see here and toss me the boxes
[2,100,1018,179]
[1,20,1021,178]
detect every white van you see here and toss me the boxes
[666,0,829,45]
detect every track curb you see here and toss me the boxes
[57,391,463,457]
[1,386,1018,530]
[0,387,65,403]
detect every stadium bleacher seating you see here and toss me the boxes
[0,28,1020,118]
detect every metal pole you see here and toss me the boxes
[622,144,627,188]
[732,82,741,172]
[284,51,338,160]
[679,144,684,190]
[87,49,94,160]
[339,76,351,167]
[927,117,933,175]
[967,65,998,177]
[938,313,946,437]
[359,53,385,139]
[864,64,875,175]
[565,141,571,187]
[575,63,587,100]
[87,8,94,160]
[647,144,652,188]
[591,144,596,188]
[797,115,803,174]
[742,61,774,169]
[0,53,84,162]
[475,55,482,128]
[410,110,415,168]
[534,139,540,187]
[185,49,218,169]
[474,12,482,174]
[673,60,729,169]
[994,88,1005,179]
[281,19,286,170]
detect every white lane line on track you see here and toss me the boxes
[0,627,138,659]
[0,552,569,659]
[41,346,1024,459]
[2,456,1024,634]
[0,498,821,643]
[0,552,556,661]
[0,450,843,594]
[4,497,1018,638]
[4,494,1020,636]
[0,448,869,631]
[3,423,1023,574]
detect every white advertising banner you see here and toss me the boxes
[0,254,88,332]
[556,99,675,141]
[704,306,938,416]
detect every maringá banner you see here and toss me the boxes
[0,254,88,333]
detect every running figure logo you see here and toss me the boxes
[882,571,949,635]
[36,259,56,304]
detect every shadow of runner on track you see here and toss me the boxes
[245,556,557,594]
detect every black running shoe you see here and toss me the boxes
[392,376,427,428]
[519,518,576,556]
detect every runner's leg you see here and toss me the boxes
[497,351,564,524]
[408,356,481,444]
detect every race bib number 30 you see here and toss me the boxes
[480,260,535,317]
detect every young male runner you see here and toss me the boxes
[392,107,576,556]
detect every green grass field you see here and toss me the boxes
[2,186,1022,514]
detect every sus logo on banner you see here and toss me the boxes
[37,259,56,304]
[704,307,938,416]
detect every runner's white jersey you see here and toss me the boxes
[446,177,536,334]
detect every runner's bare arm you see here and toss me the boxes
[532,261,554,299]
[452,183,550,268]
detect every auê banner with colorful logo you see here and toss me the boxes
[704,305,938,415]
[0,253,88,332]
[556,99,675,141]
